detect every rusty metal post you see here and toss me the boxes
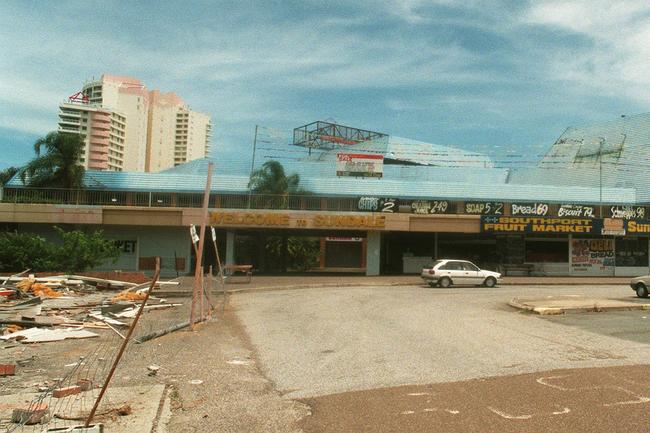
[85,257,161,427]
[190,162,213,329]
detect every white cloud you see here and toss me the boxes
[522,1,650,103]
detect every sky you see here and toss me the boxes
[1,0,650,171]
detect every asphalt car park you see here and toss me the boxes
[233,283,650,399]
[232,283,650,432]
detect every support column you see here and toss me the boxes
[366,231,381,276]
[434,232,438,260]
[226,230,235,266]
[568,234,573,276]
[319,237,326,269]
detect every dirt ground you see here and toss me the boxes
[1,292,308,433]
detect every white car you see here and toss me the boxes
[630,275,650,298]
[421,259,502,288]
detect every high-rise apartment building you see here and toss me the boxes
[58,74,211,172]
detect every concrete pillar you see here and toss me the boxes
[366,231,381,276]
[226,230,235,265]
[568,234,573,276]
[434,232,438,260]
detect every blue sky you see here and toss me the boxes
[1,0,649,171]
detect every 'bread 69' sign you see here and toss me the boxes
[511,202,549,216]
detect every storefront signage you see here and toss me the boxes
[209,212,385,229]
[409,200,450,214]
[464,202,504,215]
[114,240,137,254]
[356,197,452,214]
[481,216,593,233]
[325,237,363,242]
[314,215,385,228]
[558,204,595,218]
[608,205,645,219]
[626,220,650,234]
[482,216,650,236]
[336,153,383,178]
[571,239,615,273]
[357,197,397,212]
[602,218,625,236]
[510,203,549,216]
[210,212,291,226]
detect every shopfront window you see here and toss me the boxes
[615,238,649,267]
[525,240,568,263]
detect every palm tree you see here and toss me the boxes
[21,132,85,189]
[248,160,302,195]
[247,160,310,273]
[248,160,307,209]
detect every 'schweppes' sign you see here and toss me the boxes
[609,205,645,219]
[464,202,503,215]
[510,203,549,216]
[481,216,593,233]
[357,197,397,213]
[558,204,595,218]
[410,200,450,214]
[336,153,383,178]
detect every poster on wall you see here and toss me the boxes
[558,204,595,218]
[510,203,549,216]
[608,205,645,219]
[571,239,615,275]
[357,197,397,212]
[464,202,504,215]
[336,153,384,178]
[408,200,451,214]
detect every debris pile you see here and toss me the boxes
[0,272,180,343]
[1,265,180,432]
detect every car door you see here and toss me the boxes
[461,262,482,285]
[444,261,467,284]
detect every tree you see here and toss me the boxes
[0,227,120,273]
[248,160,303,195]
[21,132,85,188]
[248,161,314,272]
[0,166,18,186]
[248,160,309,210]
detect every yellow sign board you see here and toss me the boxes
[209,212,385,229]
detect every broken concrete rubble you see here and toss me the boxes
[0,273,182,343]
[1,327,99,343]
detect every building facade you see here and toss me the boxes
[7,115,650,278]
[58,74,212,172]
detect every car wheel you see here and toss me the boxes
[636,283,649,298]
[428,282,437,288]
[438,277,451,288]
[484,277,497,288]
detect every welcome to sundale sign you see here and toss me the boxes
[210,212,386,229]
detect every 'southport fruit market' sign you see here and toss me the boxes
[481,216,594,233]
[336,153,384,178]
[481,216,650,235]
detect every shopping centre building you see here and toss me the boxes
[3,114,650,277]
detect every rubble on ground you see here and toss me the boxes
[0,272,181,343]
